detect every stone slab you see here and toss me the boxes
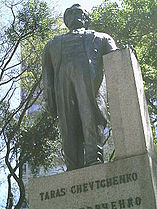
[29,153,157,209]
[103,48,154,159]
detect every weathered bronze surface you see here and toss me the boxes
[42,4,117,171]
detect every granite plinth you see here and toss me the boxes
[103,48,154,159]
[29,153,157,209]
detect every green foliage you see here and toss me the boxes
[19,111,63,171]
[16,1,66,172]
[17,0,64,170]
[6,0,56,42]
[90,0,157,137]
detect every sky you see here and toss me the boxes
[57,0,104,13]
[45,0,105,15]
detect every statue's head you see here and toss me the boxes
[64,4,90,30]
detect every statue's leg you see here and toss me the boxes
[73,74,104,166]
[63,115,84,171]
[57,78,84,171]
[62,118,84,171]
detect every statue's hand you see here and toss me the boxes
[121,44,138,59]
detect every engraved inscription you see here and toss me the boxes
[78,197,142,209]
[39,172,138,202]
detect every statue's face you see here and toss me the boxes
[66,7,87,30]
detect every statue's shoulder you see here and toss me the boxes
[44,35,63,56]
[53,34,63,42]
[46,35,63,48]
[44,39,53,51]
[94,31,112,40]
[85,30,112,40]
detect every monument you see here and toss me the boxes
[29,4,157,209]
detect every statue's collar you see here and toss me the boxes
[70,28,86,34]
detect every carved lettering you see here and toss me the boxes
[119,175,126,184]
[45,192,49,200]
[100,179,105,188]
[119,199,125,209]
[135,197,142,206]
[127,197,134,207]
[106,178,112,187]
[126,174,133,183]
[78,197,142,209]
[95,204,101,209]
[83,183,88,192]
[89,181,94,190]
[60,188,66,196]
[71,172,138,195]
[111,201,117,209]
[56,189,61,197]
[39,192,44,201]
[112,176,119,185]
[50,190,55,198]
[39,188,66,201]
[77,184,82,193]
[102,203,109,209]
[38,172,140,208]
[71,185,76,194]
[132,173,138,181]
[95,180,101,189]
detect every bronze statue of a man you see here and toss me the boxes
[42,4,117,171]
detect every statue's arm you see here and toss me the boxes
[42,41,57,117]
[102,34,118,54]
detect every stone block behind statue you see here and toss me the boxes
[42,4,117,171]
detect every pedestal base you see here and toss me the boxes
[29,153,157,209]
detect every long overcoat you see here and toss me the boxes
[42,28,117,168]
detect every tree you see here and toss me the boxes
[90,0,157,139]
[0,0,64,208]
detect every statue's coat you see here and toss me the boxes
[42,29,117,169]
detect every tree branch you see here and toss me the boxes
[6,174,13,209]
[0,81,14,103]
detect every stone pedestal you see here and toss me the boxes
[29,48,157,209]
[29,153,156,209]
[103,48,154,159]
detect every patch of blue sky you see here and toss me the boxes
[56,0,104,13]
[46,0,121,14]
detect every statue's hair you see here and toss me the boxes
[64,4,90,29]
